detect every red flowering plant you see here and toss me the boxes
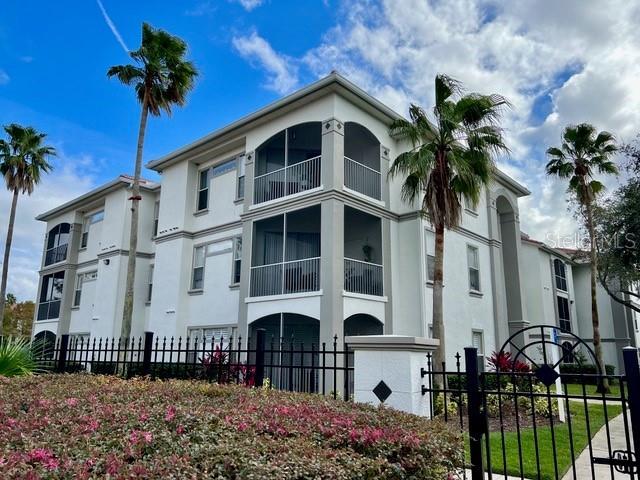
[487,351,530,373]
[200,345,256,386]
[0,375,463,479]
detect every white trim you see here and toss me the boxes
[342,186,385,207]
[342,291,388,302]
[248,186,323,210]
[245,290,324,303]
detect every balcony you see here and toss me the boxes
[344,122,381,201]
[344,206,383,296]
[344,156,381,200]
[44,244,68,266]
[344,258,383,296]
[250,257,320,297]
[254,155,321,204]
[250,205,321,298]
[254,122,322,205]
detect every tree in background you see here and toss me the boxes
[389,75,509,370]
[596,134,640,314]
[2,294,35,337]
[546,123,618,392]
[0,124,55,335]
[108,23,197,338]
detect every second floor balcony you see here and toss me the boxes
[248,204,384,299]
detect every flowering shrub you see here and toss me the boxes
[200,346,256,385]
[487,351,530,373]
[0,374,463,479]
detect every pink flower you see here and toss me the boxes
[65,397,78,407]
[165,406,176,422]
[138,412,149,422]
[176,425,185,435]
[141,431,153,444]
[44,457,60,471]
[237,422,248,432]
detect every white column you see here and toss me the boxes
[346,335,439,417]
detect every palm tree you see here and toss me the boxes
[108,23,197,339]
[0,124,55,334]
[546,123,618,393]
[389,75,509,371]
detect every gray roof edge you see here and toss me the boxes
[146,72,404,171]
[36,175,159,222]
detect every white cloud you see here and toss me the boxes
[96,0,129,53]
[185,1,216,16]
[234,0,263,11]
[0,154,97,301]
[297,0,640,242]
[0,70,9,85]
[232,32,298,95]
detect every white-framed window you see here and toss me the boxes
[197,169,210,212]
[467,245,481,292]
[80,220,89,249]
[153,201,160,237]
[232,237,242,284]
[554,259,567,291]
[425,229,435,283]
[464,196,478,214]
[191,245,206,290]
[557,295,571,332]
[73,274,83,307]
[80,210,104,249]
[72,271,97,308]
[212,159,236,177]
[236,155,245,200]
[147,265,154,302]
[472,330,484,355]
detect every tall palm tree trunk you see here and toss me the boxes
[585,199,610,393]
[121,94,149,339]
[432,223,446,374]
[0,189,19,336]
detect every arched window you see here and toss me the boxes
[554,259,567,291]
[561,341,575,364]
[34,330,56,359]
[45,223,70,266]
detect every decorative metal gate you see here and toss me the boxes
[422,325,640,479]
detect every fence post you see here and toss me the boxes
[254,328,266,387]
[623,347,640,468]
[142,331,154,376]
[57,334,70,373]
[465,347,484,480]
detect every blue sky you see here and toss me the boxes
[1,0,639,300]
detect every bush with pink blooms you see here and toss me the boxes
[0,374,463,479]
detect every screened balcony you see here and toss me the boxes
[250,205,321,297]
[44,223,70,266]
[254,122,322,204]
[344,123,381,200]
[344,207,383,296]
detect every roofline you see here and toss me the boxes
[36,176,159,222]
[494,169,530,197]
[520,235,575,262]
[146,72,403,172]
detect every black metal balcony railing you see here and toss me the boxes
[44,244,68,266]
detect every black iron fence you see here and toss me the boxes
[33,329,354,400]
[422,326,640,480]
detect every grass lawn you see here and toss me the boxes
[564,382,622,398]
[485,402,623,480]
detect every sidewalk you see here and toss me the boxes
[561,412,633,480]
